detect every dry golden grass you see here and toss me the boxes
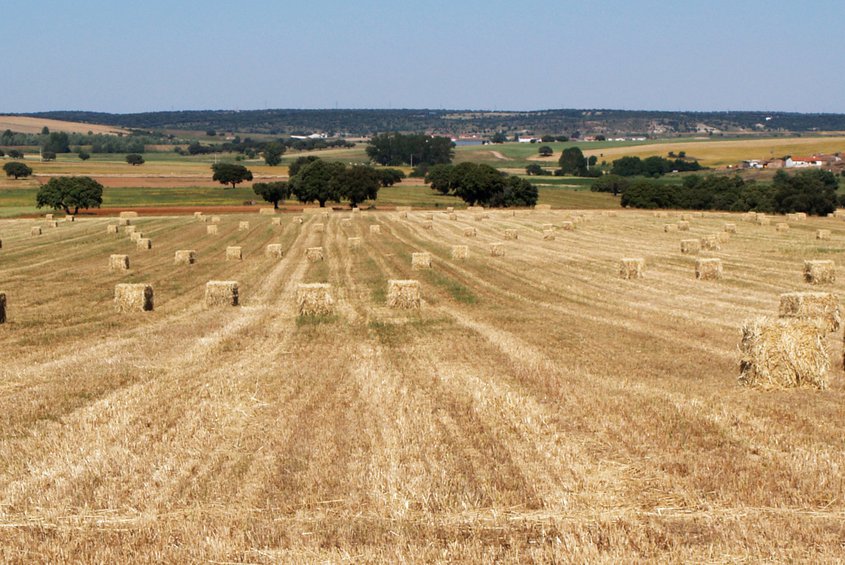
[1,209,845,561]
[0,115,129,135]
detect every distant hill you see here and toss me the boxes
[18,109,845,137]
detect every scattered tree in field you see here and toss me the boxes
[36,176,103,214]
[41,151,56,162]
[588,155,598,167]
[42,132,70,154]
[376,168,405,186]
[557,146,588,176]
[212,163,253,189]
[262,142,285,166]
[366,132,454,166]
[540,135,555,143]
[331,165,380,208]
[253,181,289,209]
[525,163,550,176]
[287,155,320,177]
[78,151,90,160]
[126,153,145,166]
[3,162,32,179]
[490,132,508,144]
[8,149,24,159]
[425,162,538,207]
[289,159,344,207]
[590,174,629,196]
[538,145,553,157]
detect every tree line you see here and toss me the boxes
[425,163,538,207]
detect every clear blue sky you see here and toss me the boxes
[2,0,843,113]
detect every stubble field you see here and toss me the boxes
[0,208,844,562]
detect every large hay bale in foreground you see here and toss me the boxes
[306,247,324,262]
[503,229,518,240]
[369,224,381,235]
[205,281,239,307]
[664,224,678,232]
[816,229,831,240]
[776,222,789,232]
[724,223,736,233]
[464,227,477,237]
[779,292,840,332]
[0,291,5,324]
[238,221,250,231]
[700,235,721,251]
[109,254,129,271]
[107,224,119,234]
[174,250,196,265]
[297,283,334,316]
[680,239,700,254]
[542,229,556,240]
[696,258,723,280]
[226,246,242,261]
[207,225,219,235]
[119,211,138,218]
[387,280,421,309]
[490,243,505,257]
[804,260,835,285]
[136,238,152,250]
[619,258,644,280]
[31,227,42,236]
[114,283,153,312]
[677,221,690,231]
[265,244,283,258]
[411,252,431,270]
[739,317,829,390]
[451,245,468,259]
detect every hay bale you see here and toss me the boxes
[45,213,53,221]
[757,217,771,226]
[680,239,700,254]
[31,227,42,236]
[226,246,242,261]
[739,317,829,390]
[340,218,351,227]
[258,208,276,215]
[796,212,807,220]
[107,224,119,234]
[271,217,282,225]
[779,292,840,332]
[717,231,731,243]
[448,213,457,220]
[534,204,551,211]
[369,225,381,235]
[387,279,421,309]
[411,252,431,270]
[653,211,668,218]
[724,223,736,233]
[542,229,556,240]
[118,218,131,226]
[48,221,59,228]
[421,220,433,230]
[503,229,518,240]
[398,211,408,219]
[619,258,644,280]
[205,281,239,307]
[296,283,334,316]
[65,215,75,223]
[293,216,304,224]
[446,207,454,212]
[451,245,468,259]
[306,247,324,262]
[678,221,690,231]
[119,211,138,218]
[313,223,325,233]
[664,223,678,232]
[265,244,283,258]
[776,222,789,232]
[238,221,250,231]
[207,225,219,235]
[211,216,221,224]
[347,237,362,248]
[137,238,152,250]
[174,250,196,265]
[804,260,835,285]
[351,207,360,214]
[0,291,5,324]
[193,211,203,218]
[109,254,129,271]
[125,225,137,235]
[467,205,485,212]
[490,243,505,257]
[129,231,143,242]
[561,221,575,231]
[701,235,721,251]
[816,229,831,240]
[198,215,209,223]
[114,283,153,312]
[695,258,723,280]
[464,227,477,237]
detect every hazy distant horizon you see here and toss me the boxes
[3,0,843,114]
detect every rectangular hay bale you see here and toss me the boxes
[205,281,239,307]
[107,224,119,234]
[31,227,42,236]
[680,239,700,254]
[306,247,324,262]
[114,283,153,312]
[776,222,789,232]
[265,244,284,258]
[695,258,723,280]
[174,250,196,265]
[490,243,505,257]
[619,258,644,280]
[816,229,831,240]
[411,252,431,270]
[664,224,678,232]
[739,317,828,390]
[207,225,219,235]
[724,223,736,233]
[239,221,250,231]
[779,292,840,332]
[136,238,152,250]
[297,283,334,316]
[369,225,381,235]
[804,260,835,285]
[677,221,690,231]
[119,211,138,218]
[226,246,242,261]
[109,254,129,271]
[387,279,421,309]
[503,229,518,240]
[451,245,468,259]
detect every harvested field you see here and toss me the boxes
[0,210,844,562]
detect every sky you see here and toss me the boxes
[2,0,844,114]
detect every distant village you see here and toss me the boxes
[736,154,843,171]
